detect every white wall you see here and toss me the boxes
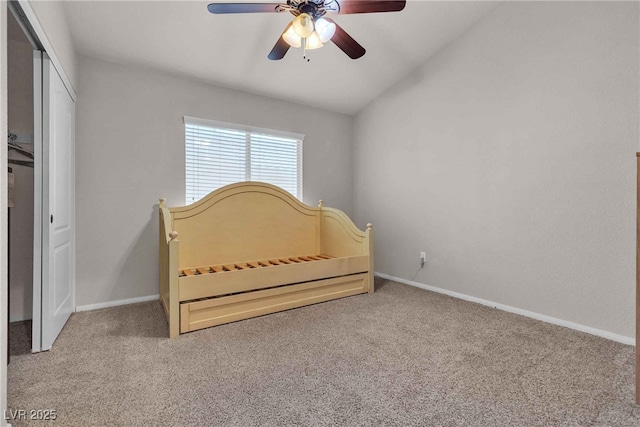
[354,1,639,339]
[7,33,34,322]
[29,0,76,91]
[75,55,354,307]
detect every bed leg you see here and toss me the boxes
[169,308,179,339]
[169,274,179,339]
[367,223,374,294]
[169,234,180,338]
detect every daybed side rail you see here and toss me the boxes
[318,206,368,256]
[318,203,374,293]
[159,198,180,338]
[366,223,374,294]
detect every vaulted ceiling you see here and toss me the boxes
[63,1,500,115]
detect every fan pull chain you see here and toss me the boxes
[302,37,310,62]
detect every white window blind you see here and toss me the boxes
[184,117,303,204]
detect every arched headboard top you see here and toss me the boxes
[170,182,317,219]
[168,182,321,267]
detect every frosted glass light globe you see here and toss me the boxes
[305,31,324,50]
[315,18,336,43]
[283,26,302,47]
[292,13,314,38]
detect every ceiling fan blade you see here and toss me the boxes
[336,0,406,14]
[268,23,292,60]
[325,18,365,59]
[207,2,282,14]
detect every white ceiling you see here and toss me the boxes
[63,0,500,115]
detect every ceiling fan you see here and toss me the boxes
[207,0,406,61]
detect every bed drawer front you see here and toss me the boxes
[180,273,367,333]
[179,255,368,301]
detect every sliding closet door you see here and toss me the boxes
[32,51,42,353]
[34,54,75,351]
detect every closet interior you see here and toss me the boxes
[7,6,35,356]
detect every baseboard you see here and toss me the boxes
[375,272,635,347]
[75,295,159,312]
[9,314,32,323]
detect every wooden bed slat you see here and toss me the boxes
[179,255,370,301]
[182,255,340,278]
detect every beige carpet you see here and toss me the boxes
[7,279,640,426]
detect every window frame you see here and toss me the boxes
[183,116,304,203]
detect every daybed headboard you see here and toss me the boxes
[160,182,370,269]
[168,182,320,267]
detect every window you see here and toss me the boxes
[184,116,304,204]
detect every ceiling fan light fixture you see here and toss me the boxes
[292,13,314,38]
[315,18,336,43]
[305,31,324,50]
[282,26,302,48]
[210,1,408,61]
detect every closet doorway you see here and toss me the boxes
[7,2,35,357]
[7,1,75,355]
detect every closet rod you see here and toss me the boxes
[8,159,33,168]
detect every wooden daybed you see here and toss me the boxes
[158,182,374,338]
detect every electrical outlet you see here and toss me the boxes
[420,251,426,268]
